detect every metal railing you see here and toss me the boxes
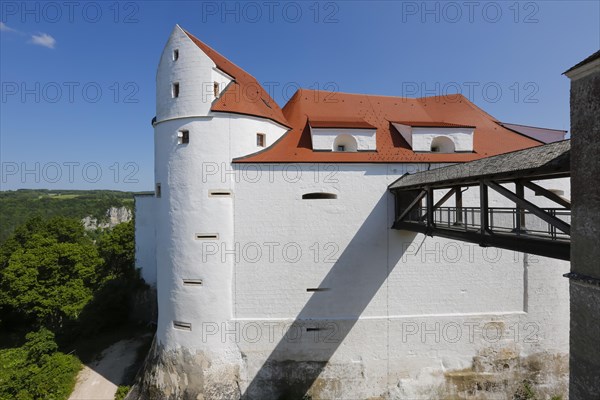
[399,206,570,240]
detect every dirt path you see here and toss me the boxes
[69,335,151,400]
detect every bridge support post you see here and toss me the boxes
[479,182,488,236]
[454,187,463,226]
[426,186,434,233]
[515,182,526,233]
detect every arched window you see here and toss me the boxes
[430,136,455,153]
[333,134,358,152]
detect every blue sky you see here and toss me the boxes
[1,1,598,191]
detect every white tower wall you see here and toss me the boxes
[151,26,289,394]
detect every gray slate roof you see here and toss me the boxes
[389,140,570,190]
[563,50,600,74]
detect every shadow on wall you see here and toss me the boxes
[241,192,417,399]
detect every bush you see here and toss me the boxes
[0,328,81,400]
[115,385,130,400]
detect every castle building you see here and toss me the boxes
[134,25,570,399]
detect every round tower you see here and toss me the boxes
[150,25,289,397]
[153,25,241,395]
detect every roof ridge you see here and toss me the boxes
[499,121,568,133]
[298,88,415,101]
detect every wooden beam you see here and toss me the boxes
[455,188,463,224]
[515,182,525,231]
[480,182,489,235]
[433,188,457,210]
[485,180,571,235]
[395,190,427,223]
[520,180,571,209]
[426,186,434,229]
[419,188,457,221]
[393,221,570,261]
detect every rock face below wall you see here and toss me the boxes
[438,349,568,400]
[127,341,242,400]
[129,341,568,400]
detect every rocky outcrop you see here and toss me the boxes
[82,206,132,230]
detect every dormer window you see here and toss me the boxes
[308,120,376,152]
[172,82,180,98]
[391,122,474,153]
[173,49,179,61]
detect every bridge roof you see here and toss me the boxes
[389,139,570,190]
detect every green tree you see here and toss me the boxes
[97,220,135,279]
[0,217,102,332]
[22,328,58,363]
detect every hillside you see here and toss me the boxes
[0,189,147,244]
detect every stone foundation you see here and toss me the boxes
[129,339,568,400]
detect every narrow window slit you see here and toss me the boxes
[172,82,180,98]
[173,49,179,61]
[173,321,191,331]
[183,279,203,286]
[195,233,219,240]
[306,288,329,292]
[306,327,321,332]
[209,190,232,197]
[302,193,337,200]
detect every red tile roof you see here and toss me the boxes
[309,118,376,129]
[183,30,290,128]
[181,29,545,164]
[234,90,543,163]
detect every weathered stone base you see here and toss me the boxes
[127,339,241,400]
[129,339,568,400]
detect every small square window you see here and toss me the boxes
[337,145,345,152]
[178,130,189,145]
[213,82,220,98]
[173,49,179,61]
[172,82,180,98]
[156,183,162,198]
[257,133,266,147]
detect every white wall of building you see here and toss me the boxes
[230,166,568,397]
[145,160,566,397]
